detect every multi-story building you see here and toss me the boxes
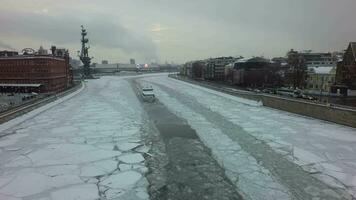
[204,57,235,81]
[306,67,336,94]
[229,57,282,87]
[301,52,337,68]
[0,46,73,93]
[183,61,205,79]
[332,42,356,96]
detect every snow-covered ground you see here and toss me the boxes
[0,77,149,200]
[141,75,356,199]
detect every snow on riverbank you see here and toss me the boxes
[0,77,149,200]
[0,83,85,134]
[144,75,356,198]
[169,78,263,107]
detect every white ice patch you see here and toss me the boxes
[51,126,78,134]
[119,153,145,164]
[80,160,118,177]
[5,147,22,151]
[24,143,121,166]
[0,177,14,188]
[0,194,21,200]
[4,155,32,168]
[34,137,66,145]
[0,172,48,197]
[169,77,262,107]
[119,164,132,171]
[293,147,326,165]
[118,142,141,151]
[100,170,142,189]
[0,169,84,198]
[50,184,99,200]
[135,145,150,154]
[39,165,79,177]
[0,133,28,147]
[48,175,83,188]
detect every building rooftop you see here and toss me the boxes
[0,83,42,87]
[309,66,335,74]
[0,55,65,61]
[236,57,270,63]
[0,46,68,59]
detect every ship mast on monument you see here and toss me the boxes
[79,25,93,79]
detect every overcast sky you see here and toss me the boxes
[0,0,356,64]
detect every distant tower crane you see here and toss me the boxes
[79,25,93,78]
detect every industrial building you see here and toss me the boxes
[0,46,73,93]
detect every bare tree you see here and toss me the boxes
[287,49,307,89]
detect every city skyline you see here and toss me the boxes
[0,0,356,64]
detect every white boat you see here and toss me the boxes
[141,87,155,102]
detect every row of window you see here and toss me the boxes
[0,68,66,73]
[306,62,335,65]
[0,69,51,73]
[308,83,330,91]
[308,76,335,82]
[0,59,66,67]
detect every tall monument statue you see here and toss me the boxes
[79,25,93,78]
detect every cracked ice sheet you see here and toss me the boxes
[146,82,291,200]
[51,184,99,200]
[0,169,82,197]
[145,75,356,197]
[0,77,148,199]
[80,160,119,177]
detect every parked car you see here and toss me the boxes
[301,94,316,100]
[253,89,261,93]
[262,88,276,94]
[276,88,302,98]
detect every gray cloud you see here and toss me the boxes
[1,0,356,63]
[0,41,15,51]
[137,0,356,52]
[0,11,158,61]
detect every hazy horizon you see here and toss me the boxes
[0,0,355,64]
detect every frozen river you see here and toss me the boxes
[0,74,356,200]
[0,77,149,200]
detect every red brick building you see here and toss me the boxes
[0,47,73,93]
[332,42,356,96]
